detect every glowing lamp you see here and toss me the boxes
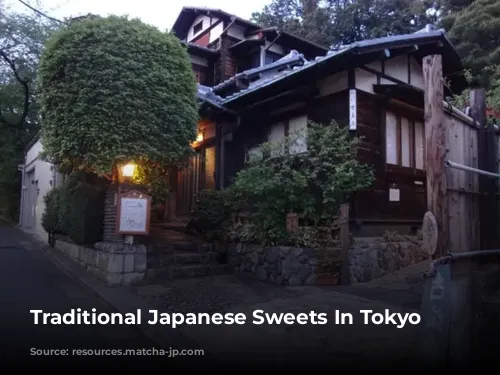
[196,132,204,142]
[121,163,136,178]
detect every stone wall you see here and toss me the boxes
[54,239,147,286]
[349,236,426,283]
[227,235,425,286]
[227,244,318,286]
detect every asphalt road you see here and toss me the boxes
[0,221,171,368]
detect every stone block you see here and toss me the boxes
[121,272,144,285]
[305,274,316,285]
[97,252,109,270]
[84,248,98,267]
[134,253,147,272]
[107,253,124,273]
[105,272,123,286]
[124,254,135,273]
[255,266,268,281]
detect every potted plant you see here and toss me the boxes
[155,201,165,220]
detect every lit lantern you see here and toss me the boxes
[196,132,204,142]
[121,163,136,178]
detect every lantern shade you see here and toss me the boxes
[122,163,136,177]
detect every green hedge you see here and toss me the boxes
[41,172,106,245]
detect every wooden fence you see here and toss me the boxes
[435,92,499,254]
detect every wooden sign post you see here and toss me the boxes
[116,190,152,238]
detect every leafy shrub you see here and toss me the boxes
[41,187,64,234]
[38,15,198,176]
[228,120,374,246]
[186,189,232,242]
[42,172,107,245]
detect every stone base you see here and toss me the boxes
[228,244,319,286]
[227,235,425,286]
[349,237,426,283]
[54,240,147,286]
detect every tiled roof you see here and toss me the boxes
[197,27,459,108]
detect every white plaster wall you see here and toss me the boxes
[227,24,246,40]
[209,22,224,44]
[289,115,307,154]
[409,56,424,89]
[265,41,285,55]
[317,71,348,97]
[384,55,408,83]
[355,68,379,93]
[355,55,425,94]
[191,55,208,67]
[187,15,220,42]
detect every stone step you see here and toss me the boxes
[174,251,217,264]
[169,264,229,279]
[147,263,229,280]
[172,241,198,251]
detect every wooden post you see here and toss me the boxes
[423,54,449,258]
[339,203,350,285]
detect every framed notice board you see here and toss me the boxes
[116,190,151,235]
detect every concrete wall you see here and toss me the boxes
[21,139,60,243]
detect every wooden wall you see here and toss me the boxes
[353,91,426,227]
[444,112,481,253]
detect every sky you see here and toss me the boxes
[4,0,270,30]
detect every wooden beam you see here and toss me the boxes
[339,203,350,285]
[423,54,449,258]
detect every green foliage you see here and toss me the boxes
[227,120,374,246]
[132,162,169,203]
[41,172,107,245]
[443,0,500,88]
[187,189,233,241]
[0,5,60,220]
[37,15,198,176]
[251,0,437,47]
[41,186,64,233]
[446,67,500,120]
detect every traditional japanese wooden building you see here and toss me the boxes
[168,8,464,236]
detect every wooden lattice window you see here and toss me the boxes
[385,111,425,170]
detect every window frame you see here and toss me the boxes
[193,21,203,35]
[385,109,425,172]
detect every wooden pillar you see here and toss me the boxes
[215,123,224,190]
[339,203,350,285]
[423,54,449,258]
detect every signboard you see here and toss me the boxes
[389,188,400,202]
[422,211,438,256]
[116,190,151,235]
[349,89,357,131]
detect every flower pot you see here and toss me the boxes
[316,275,338,286]
[155,203,165,220]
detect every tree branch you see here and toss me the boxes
[0,50,30,129]
[17,0,66,24]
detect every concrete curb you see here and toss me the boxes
[15,227,215,361]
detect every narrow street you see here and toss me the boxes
[0,220,174,368]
